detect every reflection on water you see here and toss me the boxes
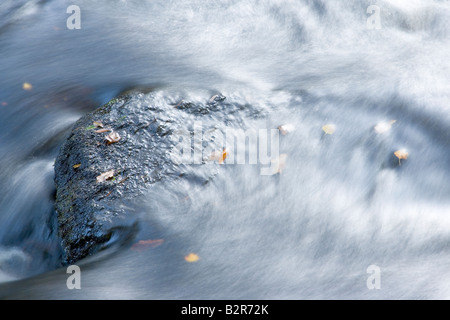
[0,0,450,299]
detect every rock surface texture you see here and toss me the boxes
[54,88,268,264]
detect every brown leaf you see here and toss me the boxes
[131,239,164,252]
[95,128,111,133]
[96,170,115,183]
[105,131,121,144]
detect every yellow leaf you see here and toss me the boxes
[322,124,336,135]
[23,83,33,91]
[73,163,81,169]
[184,253,199,262]
[394,149,408,165]
[96,170,115,183]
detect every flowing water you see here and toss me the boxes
[0,0,450,299]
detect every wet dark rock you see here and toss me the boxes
[54,88,266,264]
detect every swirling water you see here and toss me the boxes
[0,0,450,299]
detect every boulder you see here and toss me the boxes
[54,88,266,264]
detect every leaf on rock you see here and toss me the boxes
[185,253,200,262]
[95,128,111,133]
[105,131,121,144]
[322,124,336,135]
[22,83,33,91]
[96,170,115,183]
[93,121,104,128]
[278,123,295,135]
[374,120,396,134]
[394,149,408,165]
[73,163,81,169]
[131,239,164,252]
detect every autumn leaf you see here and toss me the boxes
[271,153,288,175]
[93,121,104,128]
[96,170,115,183]
[95,128,111,133]
[278,123,295,135]
[219,148,227,164]
[394,149,408,166]
[131,239,164,252]
[185,253,200,262]
[73,163,81,169]
[22,83,33,91]
[209,148,227,164]
[322,124,336,135]
[105,131,121,144]
[374,120,396,134]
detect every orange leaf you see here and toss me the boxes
[219,148,227,164]
[131,239,164,252]
[184,253,200,262]
[394,149,409,165]
[209,148,227,164]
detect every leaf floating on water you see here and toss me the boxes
[374,120,396,134]
[219,148,227,164]
[209,148,227,164]
[131,239,164,252]
[271,153,288,175]
[73,163,81,169]
[322,124,336,135]
[394,149,408,166]
[185,253,200,263]
[278,123,295,136]
[22,83,33,91]
[105,131,121,144]
[96,170,115,183]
